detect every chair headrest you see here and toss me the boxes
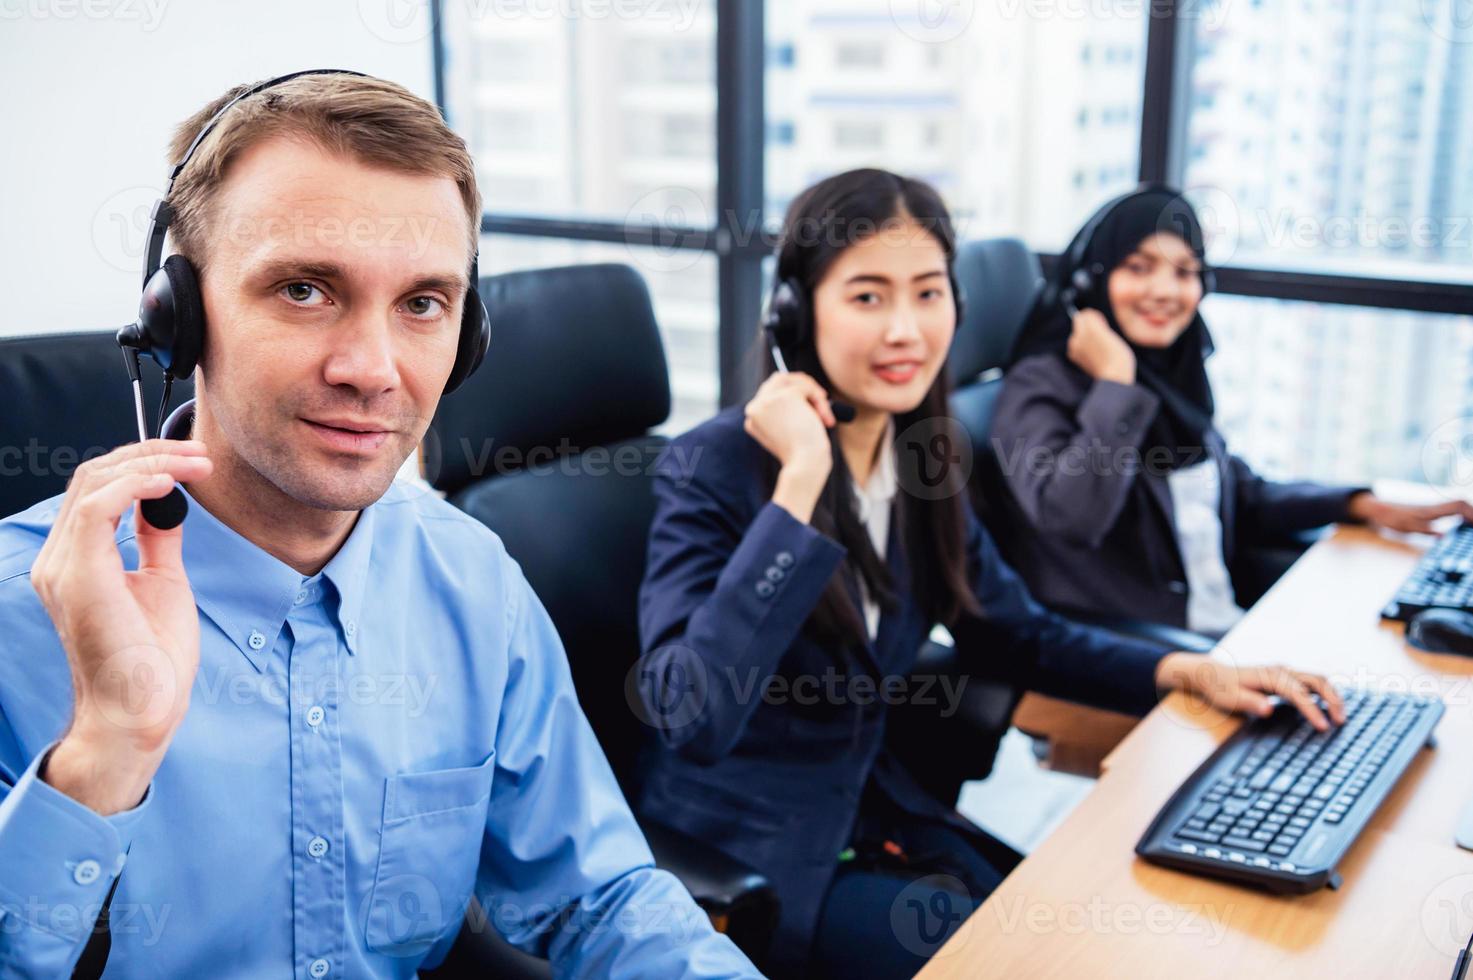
[947,238,1044,384]
[426,263,672,495]
[0,330,193,519]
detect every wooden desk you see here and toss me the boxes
[919,526,1473,979]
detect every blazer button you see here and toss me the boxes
[1116,421,1133,436]
[765,566,785,583]
[1168,580,1188,594]
[756,580,776,599]
[775,551,795,569]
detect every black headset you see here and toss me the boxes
[1053,183,1216,316]
[115,68,491,528]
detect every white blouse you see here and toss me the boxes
[851,423,898,640]
[1166,459,1245,636]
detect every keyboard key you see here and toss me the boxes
[1222,835,1266,852]
[1177,828,1221,843]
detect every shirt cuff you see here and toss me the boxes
[0,741,151,943]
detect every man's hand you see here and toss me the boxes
[29,439,212,815]
[1155,653,1346,732]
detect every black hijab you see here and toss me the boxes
[1013,187,1216,469]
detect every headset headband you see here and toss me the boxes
[142,68,371,289]
[1064,183,1169,277]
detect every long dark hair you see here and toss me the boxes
[755,168,981,648]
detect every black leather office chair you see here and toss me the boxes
[421,264,776,975]
[0,331,193,519]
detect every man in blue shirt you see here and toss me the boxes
[0,72,761,978]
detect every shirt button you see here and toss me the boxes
[775,551,795,569]
[765,566,785,583]
[73,859,101,885]
[307,836,329,859]
[247,630,266,650]
[756,580,776,599]
[306,705,325,728]
[295,590,308,605]
[344,620,357,637]
[308,958,329,978]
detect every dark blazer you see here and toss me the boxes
[988,352,1363,629]
[633,406,1168,976]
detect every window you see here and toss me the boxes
[833,120,885,150]
[441,1,717,222]
[833,41,886,70]
[1204,294,1473,485]
[1180,1,1473,282]
[765,2,1148,250]
[434,0,1473,442]
[439,0,723,420]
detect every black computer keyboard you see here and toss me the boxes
[1136,689,1443,894]
[1383,522,1473,621]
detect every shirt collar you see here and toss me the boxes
[158,487,375,670]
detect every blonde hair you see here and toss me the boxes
[164,73,481,269]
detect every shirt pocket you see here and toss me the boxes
[364,750,496,956]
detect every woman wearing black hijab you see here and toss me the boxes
[989,186,1470,635]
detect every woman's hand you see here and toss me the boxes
[1346,492,1473,534]
[745,371,835,524]
[1154,653,1346,732]
[1066,307,1136,385]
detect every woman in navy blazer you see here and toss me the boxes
[633,169,1342,979]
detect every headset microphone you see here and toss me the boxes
[767,338,857,423]
[117,337,189,529]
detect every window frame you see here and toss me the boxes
[430,0,1473,409]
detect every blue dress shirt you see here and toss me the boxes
[0,482,760,978]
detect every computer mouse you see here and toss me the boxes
[1407,608,1473,656]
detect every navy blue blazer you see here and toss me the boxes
[633,406,1167,975]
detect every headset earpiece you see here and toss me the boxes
[763,277,807,356]
[446,255,491,393]
[148,255,203,378]
[117,254,204,379]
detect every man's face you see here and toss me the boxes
[194,136,471,511]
